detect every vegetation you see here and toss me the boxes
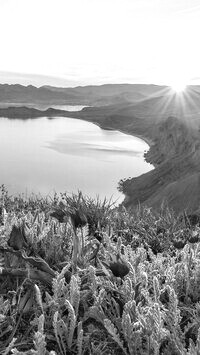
[0,186,200,354]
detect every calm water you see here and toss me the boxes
[0,106,152,202]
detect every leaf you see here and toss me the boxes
[104,319,128,355]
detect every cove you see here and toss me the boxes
[0,112,152,202]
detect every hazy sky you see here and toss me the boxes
[1,0,200,86]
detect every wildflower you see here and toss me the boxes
[149,238,162,254]
[187,230,200,244]
[50,209,67,223]
[7,225,28,250]
[50,208,87,228]
[172,230,187,249]
[187,213,200,227]
[102,253,129,278]
[69,209,87,229]
[172,239,187,249]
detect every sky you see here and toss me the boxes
[1,0,200,87]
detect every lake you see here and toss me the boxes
[0,106,152,202]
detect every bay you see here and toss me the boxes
[0,109,152,202]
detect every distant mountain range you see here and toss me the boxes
[0,83,168,106]
[1,83,200,214]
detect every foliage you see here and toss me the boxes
[0,188,200,354]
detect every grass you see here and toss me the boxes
[0,187,200,354]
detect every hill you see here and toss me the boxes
[0,83,167,106]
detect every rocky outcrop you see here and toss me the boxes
[144,116,197,165]
[121,116,200,213]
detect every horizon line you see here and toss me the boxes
[0,71,200,89]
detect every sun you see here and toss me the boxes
[170,80,187,94]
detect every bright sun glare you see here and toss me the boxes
[170,80,187,93]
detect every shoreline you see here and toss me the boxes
[86,119,154,148]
